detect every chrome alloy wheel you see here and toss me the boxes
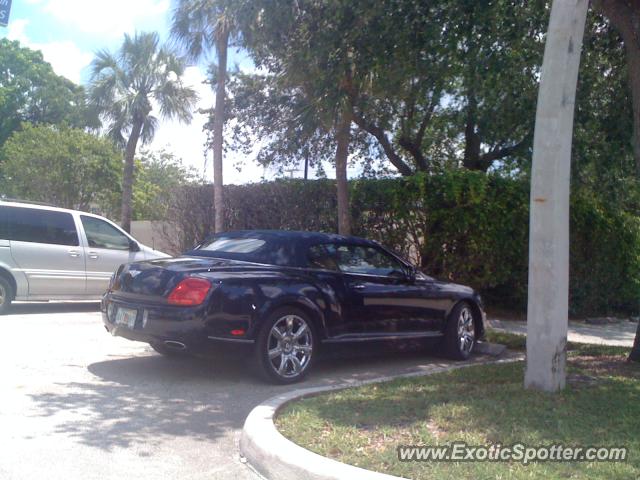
[267,314,313,379]
[0,283,5,307]
[457,307,475,355]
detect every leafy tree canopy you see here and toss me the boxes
[0,39,97,147]
[133,149,198,221]
[221,0,636,201]
[224,0,549,176]
[0,124,120,212]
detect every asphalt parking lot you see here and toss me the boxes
[1,302,477,480]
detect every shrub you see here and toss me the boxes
[164,172,640,317]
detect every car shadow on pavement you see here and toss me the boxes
[26,341,478,452]
[27,353,286,451]
[9,302,101,315]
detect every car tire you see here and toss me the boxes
[442,301,476,360]
[150,342,187,357]
[254,307,316,384]
[0,277,14,315]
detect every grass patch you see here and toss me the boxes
[276,344,639,479]
[483,329,631,358]
[484,329,526,350]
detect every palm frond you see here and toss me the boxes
[140,115,159,145]
[87,29,197,145]
[170,0,236,63]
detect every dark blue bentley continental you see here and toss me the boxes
[102,230,485,383]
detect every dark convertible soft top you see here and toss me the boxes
[183,229,380,267]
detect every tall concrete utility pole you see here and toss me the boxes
[525,0,589,392]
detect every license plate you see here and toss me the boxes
[115,307,138,328]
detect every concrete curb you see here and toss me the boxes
[240,353,521,480]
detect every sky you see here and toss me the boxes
[0,0,359,184]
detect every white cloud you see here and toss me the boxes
[36,41,92,83]
[35,0,169,37]
[6,18,29,43]
[6,19,92,83]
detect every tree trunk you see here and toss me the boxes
[120,118,144,233]
[596,0,640,177]
[525,0,588,393]
[462,93,482,170]
[335,109,352,236]
[630,320,640,362]
[213,30,229,233]
[630,45,640,177]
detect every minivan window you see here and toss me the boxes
[81,216,130,250]
[1,206,79,246]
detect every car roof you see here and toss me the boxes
[1,200,105,219]
[187,229,385,267]
[0,199,80,215]
[0,200,133,235]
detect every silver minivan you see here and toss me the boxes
[0,200,169,313]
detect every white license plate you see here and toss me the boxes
[115,307,138,328]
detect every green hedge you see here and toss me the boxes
[166,171,640,316]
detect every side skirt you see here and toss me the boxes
[208,335,255,344]
[322,331,443,344]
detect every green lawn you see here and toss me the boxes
[276,342,639,479]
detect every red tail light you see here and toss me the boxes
[167,277,212,306]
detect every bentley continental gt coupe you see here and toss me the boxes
[102,230,485,383]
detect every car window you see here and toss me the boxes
[334,244,405,276]
[81,215,130,250]
[4,206,78,246]
[307,244,340,271]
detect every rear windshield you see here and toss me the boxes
[186,235,298,266]
[199,237,266,253]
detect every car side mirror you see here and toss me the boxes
[129,240,141,252]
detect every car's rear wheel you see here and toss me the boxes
[0,277,14,315]
[255,307,315,384]
[442,302,476,360]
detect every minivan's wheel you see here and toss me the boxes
[442,302,476,360]
[0,277,14,315]
[255,308,315,384]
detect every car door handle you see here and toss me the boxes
[88,252,99,259]
[352,283,366,290]
[68,250,81,258]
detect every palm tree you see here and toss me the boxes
[171,0,237,233]
[89,31,197,232]
[525,0,589,391]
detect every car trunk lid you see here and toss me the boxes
[112,256,267,298]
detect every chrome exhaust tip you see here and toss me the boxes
[164,340,187,350]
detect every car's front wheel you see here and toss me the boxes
[255,307,315,384]
[442,302,476,360]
